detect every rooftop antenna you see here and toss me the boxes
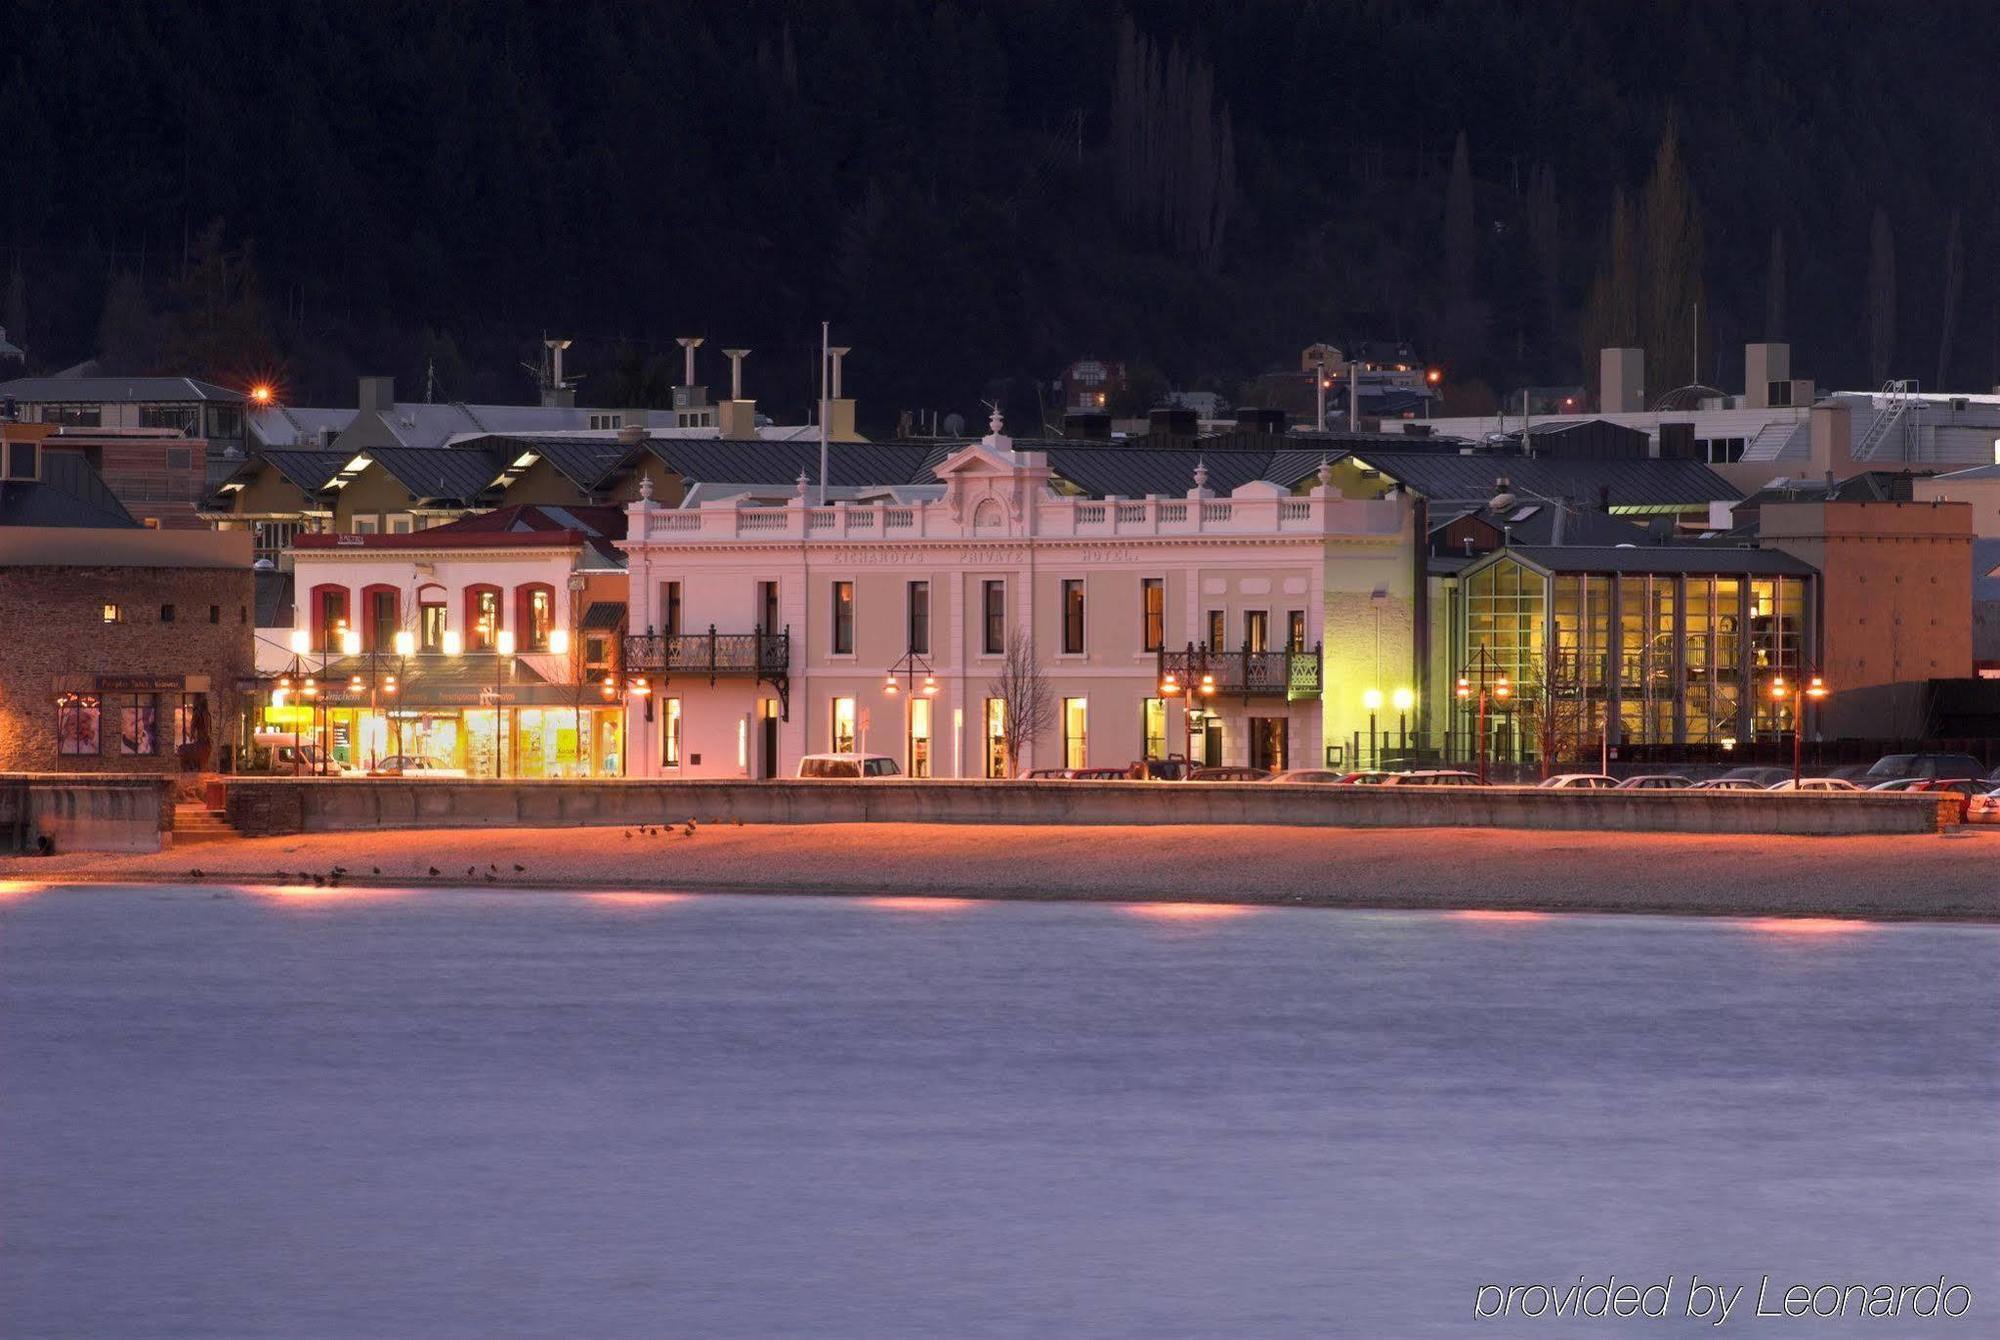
[424,356,435,405]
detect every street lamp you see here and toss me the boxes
[1392,687,1415,760]
[492,628,516,778]
[1770,673,1829,788]
[1455,666,1510,785]
[1363,688,1384,768]
[1159,668,1216,774]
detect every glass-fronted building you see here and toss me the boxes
[1444,545,1818,763]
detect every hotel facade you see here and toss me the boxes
[616,422,1418,779]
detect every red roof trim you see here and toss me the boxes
[293,530,591,550]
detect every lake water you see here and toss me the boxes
[1,882,1994,1339]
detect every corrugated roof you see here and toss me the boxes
[580,601,627,631]
[1496,544,1816,575]
[351,445,502,502]
[250,448,350,495]
[0,375,245,403]
[483,434,630,490]
[0,448,139,528]
[1338,450,1741,508]
[637,437,941,489]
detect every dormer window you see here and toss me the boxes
[588,413,623,431]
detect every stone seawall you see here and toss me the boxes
[220,777,1953,839]
[0,774,170,853]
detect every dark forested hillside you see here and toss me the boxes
[3,0,1996,425]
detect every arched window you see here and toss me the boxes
[465,584,503,651]
[516,583,556,653]
[416,583,448,652]
[307,584,350,652]
[359,584,400,652]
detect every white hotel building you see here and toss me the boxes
[618,418,1417,779]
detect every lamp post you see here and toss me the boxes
[1159,667,1217,774]
[1454,661,1511,785]
[492,629,516,779]
[1363,688,1383,769]
[1393,687,1415,762]
[1770,673,1829,789]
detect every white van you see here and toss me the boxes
[796,753,903,779]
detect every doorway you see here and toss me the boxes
[1249,717,1288,772]
[758,699,780,778]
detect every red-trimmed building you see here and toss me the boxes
[278,505,629,776]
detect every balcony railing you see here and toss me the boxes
[1158,643,1323,701]
[623,626,790,682]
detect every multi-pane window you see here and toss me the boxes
[907,581,930,654]
[1143,698,1167,759]
[662,581,683,637]
[117,694,159,756]
[1142,578,1165,652]
[907,697,932,778]
[317,588,350,652]
[983,698,1008,777]
[832,581,855,655]
[759,581,780,635]
[1244,610,1269,654]
[983,580,1006,655]
[525,588,554,652]
[468,588,501,650]
[1062,697,1088,769]
[1287,610,1307,653]
[1062,579,1085,654]
[420,601,448,652]
[368,589,398,652]
[56,694,100,755]
[1206,609,1225,651]
[663,698,682,766]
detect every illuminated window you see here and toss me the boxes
[466,587,501,650]
[831,696,857,753]
[907,697,932,778]
[1142,578,1164,652]
[56,694,100,755]
[101,604,122,623]
[1143,698,1167,759]
[525,587,554,653]
[1062,697,1088,768]
[662,697,682,766]
[983,697,1007,778]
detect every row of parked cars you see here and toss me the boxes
[992,749,2000,822]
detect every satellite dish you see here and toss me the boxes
[943,411,965,437]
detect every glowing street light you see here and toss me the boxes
[1770,673,1829,788]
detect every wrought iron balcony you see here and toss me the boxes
[1158,643,1323,701]
[623,625,791,704]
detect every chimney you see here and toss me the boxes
[542,337,574,408]
[1148,406,1199,437]
[1808,402,1854,480]
[717,347,757,439]
[616,422,646,448]
[1234,407,1288,435]
[676,336,704,388]
[358,376,396,415]
[824,347,859,441]
[1744,342,1791,410]
[1599,348,1644,413]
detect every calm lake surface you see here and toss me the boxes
[0,883,1994,1340]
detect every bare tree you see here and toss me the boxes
[985,629,1054,778]
[1518,650,1599,780]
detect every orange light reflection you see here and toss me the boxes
[243,882,405,902]
[860,896,977,911]
[1450,909,1550,923]
[1739,916,1872,936]
[1122,902,1257,921]
[0,879,48,901]
[586,892,690,907]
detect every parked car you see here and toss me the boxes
[1023,768,1076,780]
[1334,770,1398,785]
[1766,777,1861,792]
[1861,752,1989,785]
[1909,777,1986,822]
[1965,785,2000,823]
[1615,774,1693,790]
[1069,767,1132,780]
[1866,777,1929,792]
[1265,769,1351,784]
[1129,757,1197,781]
[796,753,903,779]
[1689,778,1765,791]
[1187,766,1272,782]
[368,755,466,778]
[1539,773,1618,789]
[1716,766,1795,787]
[251,734,361,776]
[1825,764,1876,783]
[1380,770,1483,786]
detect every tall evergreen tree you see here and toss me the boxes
[1639,117,1705,390]
[1868,207,1897,385]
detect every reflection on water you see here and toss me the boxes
[0,886,1992,1340]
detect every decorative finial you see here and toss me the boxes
[638,473,655,502]
[1317,457,1333,487]
[986,401,1004,437]
[1193,457,1209,490]
[796,469,810,497]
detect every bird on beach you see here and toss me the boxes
[681,821,696,838]
[371,867,381,876]
[188,868,203,878]
[427,866,441,877]
[488,863,497,872]
[311,873,325,887]
[483,871,496,882]
[466,866,476,877]
[623,829,632,839]
[513,864,526,873]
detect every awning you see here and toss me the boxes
[580,601,628,631]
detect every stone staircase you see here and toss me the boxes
[173,802,241,846]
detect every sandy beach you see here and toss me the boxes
[6,822,1999,921]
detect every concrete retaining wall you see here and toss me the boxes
[220,777,1955,838]
[0,774,170,853]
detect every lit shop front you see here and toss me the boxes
[263,653,625,777]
